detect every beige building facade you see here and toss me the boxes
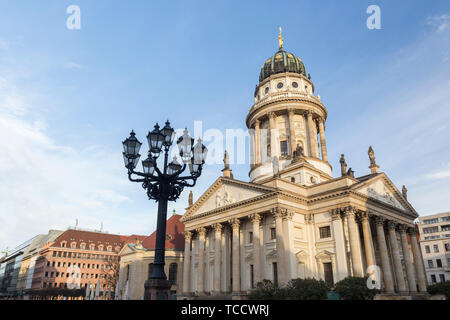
[418,212,450,284]
[180,35,428,298]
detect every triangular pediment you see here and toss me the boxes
[352,173,416,215]
[181,177,276,220]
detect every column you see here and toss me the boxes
[273,208,287,285]
[288,109,297,157]
[361,212,376,272]
[182,231,192,294]
[212,223,222,294]
[250,213,262,285]
[196,227,206,293]
[255,120,261,165]
[221,226,228,292]
[345,208,364,276]
[375,217,394,293]
[307,111,319,158]
[283,210,297,280]
[331,209,349,281]
[318,117,328,162]
[229,218,241,295]
[409,228,427,292]
[387,221,407,293]
[269,112,278,158]
[399,225,417,293]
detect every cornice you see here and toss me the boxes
[246,97,327,128]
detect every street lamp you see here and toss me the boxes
[122,121,207,300]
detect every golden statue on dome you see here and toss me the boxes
[278,26,284,49]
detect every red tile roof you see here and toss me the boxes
[51,229,125,250]
[120,234,148,244]
[142,214,185,250]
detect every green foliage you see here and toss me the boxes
[248,278,328,300]
[248,279,281,300]
[285,278,329,300]
[427,281,450,299]
[334,277,380,300]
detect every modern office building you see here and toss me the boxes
[418,212,450,284]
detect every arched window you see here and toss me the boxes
[168,263,178,284]
[148,263,154,279]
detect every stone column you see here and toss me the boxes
[283,210,297,280]
[273,207,287,285]
[249,213,262,286]
[360,212,376,272]
[229,218,241,295]
[307,111,319,158]
[269,112,278,158]
[212,223,222,294]
[254,120,261,165]
[345,208,364,276]
[318,117,328,162]
[409,228,427,292]
[399,225,417,293]
[387,222,407,293]
[182,231,192,294]
[375,217,394,293]
[331,209,349,281]
[196,227,206,293]
[288,109,297,157]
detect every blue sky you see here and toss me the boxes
[1,0,450,250]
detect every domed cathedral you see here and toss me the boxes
[247,27,331,184]
[180,30,427,300]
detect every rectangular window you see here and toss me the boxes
[437,259,442,268]
[428,260,434,268]
[439,274,446,283]
[445,243,450,251]
[249,232,253,244]
[431,275,436,283]
[440,216,450,222]
[319,226,331,239]
[280,141,288,156]
[250,265,255,289]
[434,244,439,253]
[424,218,439,224]
[423,226,439,234]
[441,225,450,232]
[270,228,276,240]
[272,262,278,287]
[447,258,450,266]
[425,245,430,253]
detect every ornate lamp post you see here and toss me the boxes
[122,121,207,300]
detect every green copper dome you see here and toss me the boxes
[259,49,307,82]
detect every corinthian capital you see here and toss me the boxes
[212,223,223,233]
[249,213,262,224]
[196,227,206,238]
[375,216,386,226]
[387,221,398,230]
[331,208,341,221]
[398,224,408,233]
[183,231,192,241]
[271,207,285,219]
[282,210,294,221]
[228,218,240,229]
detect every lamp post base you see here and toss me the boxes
[144,279,172,300]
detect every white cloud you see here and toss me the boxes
[0,76,133,249]
[63,61,85,70]
[426,14,450,32]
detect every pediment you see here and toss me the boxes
[352,174,414,213]
[182,177,276,220]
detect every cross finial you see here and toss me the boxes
[278,26,284,49]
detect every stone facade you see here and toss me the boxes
[180,39,427,298]
[418,212,450,284]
